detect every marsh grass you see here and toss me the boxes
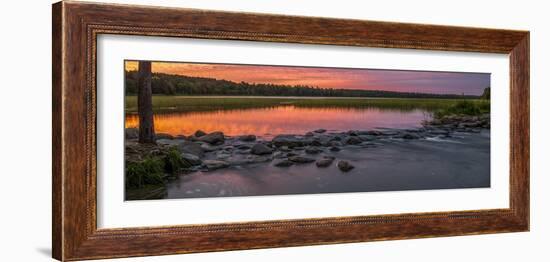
[125,96,479,113]
[433,100,490,119]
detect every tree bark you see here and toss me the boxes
[137,61,155,143]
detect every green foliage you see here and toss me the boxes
[125,96,478,114]
[163,148,186,174]
[434,100,490,119]
[125,157,165,189]
[483,87,490,100]
[124,70,479,99]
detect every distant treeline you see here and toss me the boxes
[125,71,484,99]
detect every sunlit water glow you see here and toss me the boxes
[125,106,430,138]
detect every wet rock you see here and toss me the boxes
[239,134,257,142]
[177,141,204,157]
[235,149,251,155]
[203,160,229,170]
[305,146,323,154]
[343,136,362,145]
[194,130,207,137]
[366,130,383,136]
[305,132,315,137]
[274,159,294,167]
[279,146,292,152]
[288,156,316,164]
[273,151,287,159]
[314,128,327,133]
[200,143,220,152]
[329,146,341,152]
[337,160,355,172]
[180,153,202,166]
[400,133,421,139]
[310,140,323,146]
[246,155,272,164]
[316,156,335,167]
[125,128,139,139]
[329,141,343,147]
[198,131,225,145]
[156,133,174,140]
[250,143,273,155]
[272,135,312,148]
[358,135,375,142]
[216,151,232,159]
[236,144,252,150]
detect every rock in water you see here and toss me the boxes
[239,134,257,142]
[305,146,323,154]
[203,160,229,170]
[329,146,341,152]
[343,136,362,145]
[199,131,225,145]
[316,156,335,167]
[337,160,355,172]
[177,141,205,157]
[288,156,316,164]
[314,128,327,133]
[180,153,202,166]
[272,135,312,148]
[274,159,294,167]
[194,130,207,137]
[250,143,273,155]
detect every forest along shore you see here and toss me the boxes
[124,112,490,200]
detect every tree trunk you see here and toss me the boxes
[137,61,155,143]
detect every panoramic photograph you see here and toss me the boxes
[124,60,491,200]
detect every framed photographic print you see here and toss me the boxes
[52,1,529,261]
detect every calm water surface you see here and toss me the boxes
[126,106,430,138]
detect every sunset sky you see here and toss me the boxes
[125,61,490,95]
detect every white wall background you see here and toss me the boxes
[0,0,546,261]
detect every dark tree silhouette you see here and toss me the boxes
[137,61,155,143]
[125,71,481,99]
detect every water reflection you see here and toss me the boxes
[126,105,430,138]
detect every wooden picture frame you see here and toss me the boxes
[52,1,529,261]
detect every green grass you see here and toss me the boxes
[125,157,165,189]
[125,96,481,113]
[433,100,490,119]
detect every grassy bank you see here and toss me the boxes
[433,100,490,119]
[125,96,480,113]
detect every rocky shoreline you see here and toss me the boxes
[125,113,490,181]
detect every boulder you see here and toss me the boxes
[125,128,139,139]
[314,128,327,133]
[203,160,229,170]
[177,142,204,157]
[199,131,225,145]
[305,146,323,154]
[305,132,315,137]
[272,135,312,148]
[337,160,355,172]
[238,134,257,142]
[288,156,316,164]
[343,136,362,145]
[401,133,421,139]
[194,130,207,137]
[358,135,375,142]
[180,153,202,166]
[316,156,335,167]
[250,143,274,155]
[274,159,294,167]
[329,146,341,152]
[246,155,272,164]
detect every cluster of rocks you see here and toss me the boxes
[423,113,490,132]
[125,115,490,174]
